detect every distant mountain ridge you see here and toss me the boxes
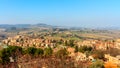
[0,23,53,28]
[0,24,30,28]
[0,23,120,30]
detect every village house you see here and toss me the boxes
[75,52,87,61]
[67,47,75,57]
[105,54,120,65]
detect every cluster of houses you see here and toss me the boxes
[3,35,120,50]
[67,47,120,66]
[105,54,120,66]
[77,39,120,50]
[2,35,58,48]
[1,35,120,66]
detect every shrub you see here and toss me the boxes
[74,46,78,52]
[89,60,104,68]
[91,50,105,59]
[69,40,75,47]
[26,47,37,56]
[35,48,44,56]
[55,48,68,58]
[78,46,92,53]
[44,47,53,56]
[0,46,23,64]
[0,49,10,64]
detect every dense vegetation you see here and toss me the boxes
[0,45,119,68]
[0,46,45,64]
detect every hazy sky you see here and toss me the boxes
[0,0,120,27]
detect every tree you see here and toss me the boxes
[74,46,78,52]
[55,48,68,58]
[35,48,44,56]
[78,46,92,53]
[0,49,10,64]
[64,40,75,47]
[92,50,105,59]
[0,46,23,64]
[89,60,104,68]
[64,40,68,46]
[68,40,74,47]
[26,47,37,56]
[44,47,53,56]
